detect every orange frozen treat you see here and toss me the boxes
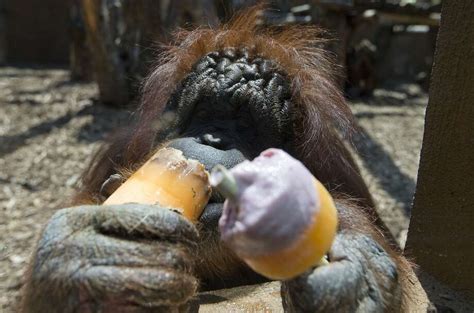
[211,148,338,279]
[105,147,211,221]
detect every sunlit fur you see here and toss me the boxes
[74,7,369,206]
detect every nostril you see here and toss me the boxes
[201,134,223,148]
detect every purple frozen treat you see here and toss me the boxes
[213,148,320,258]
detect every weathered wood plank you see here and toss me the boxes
[406,0,474,298]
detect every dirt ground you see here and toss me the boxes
[0,67,427,312]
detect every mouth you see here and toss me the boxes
[200,202,224,230]
[198,176,226,225]
[209,186,225,204]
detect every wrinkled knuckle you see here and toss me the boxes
[165,271,199,304]
[30,255,82,293]
[349,234,401,310]
[49,207,72,221]
[80,266,198,307]
[93,204,199,243]
[173,242,198,268]
[45,205,97,235]
[160,216,200,245]
[357,235,398,280]
[45,208,76,231]
[139,241,197,271]
[36,213,93,265]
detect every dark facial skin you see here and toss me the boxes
[164,48,294,158]
[22,49,404,312]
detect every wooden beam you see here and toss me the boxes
[405,0,474,298]
[378,12,439,27]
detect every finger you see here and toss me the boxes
[71,231,196,272]
[36,206,99,256]
[330,232,399,297]
[78,266,198,309]
[282,232,395,313]
[93,204,199,244]
[283,258,368,312]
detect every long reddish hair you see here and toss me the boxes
[74,7,370,206]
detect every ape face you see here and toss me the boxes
[165,48,293,163]
[162,49,297,261]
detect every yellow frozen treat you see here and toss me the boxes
[105,147,211,221]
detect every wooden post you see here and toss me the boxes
[81,0,224,106]
[70,0,93,81]
[405,0,474,298]
[0,0,5,64]
[81,0,163,106]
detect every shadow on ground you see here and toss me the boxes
[0,103,131,158]
[352,124,416,217]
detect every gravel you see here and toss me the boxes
[350,86,427,246]
[0,67,427,312]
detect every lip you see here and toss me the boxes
[209,187,225,204]
[199,202,224,230]
[199,186,225,229]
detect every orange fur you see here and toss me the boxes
[73,6,371,207]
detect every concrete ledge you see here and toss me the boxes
[195,270,458,312]
[198,282,283,312]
